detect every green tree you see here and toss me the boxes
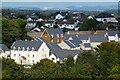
[95,42,120,78]
[2,58,23,79]
[64,55,74,67]
[79,19,98,31]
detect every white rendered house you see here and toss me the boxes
[10,40,50,65]
[0,44,10,58]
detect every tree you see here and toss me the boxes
[2,58,23,79]
[95,42,120,78]
[64,55,74,67]
[2,18,32,48]
[75,51,97,78]
[79,19,98,31]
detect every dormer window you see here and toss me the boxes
[22,47,25,51]
[18,47,21,51]
[61,34,63,38]
[57,34,59,38]
[51,34,53,38]
[13,47,16,50]
[32,47,35,51]
[27,47,29,51]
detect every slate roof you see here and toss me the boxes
[95,13,114,18]
[0,44,10,52]
[11,40,43,51]
[107,30,118,36]
[77,34,90,40]
[89,35,107,42]
[49,43,62,49]
[64,41,76,48]
[45,28,64,38]
[52,49,83,59]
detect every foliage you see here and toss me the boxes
[79,19,98,31]
[1,42,120,79]
[2,18,32,48]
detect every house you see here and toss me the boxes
[55,14,64,20]
[80,43,91,50]
[95,13,118,26]
[41,28,64,43]
[0,44,10,58]
[10,40,50,65]
[58,41,76,50]
[94,30,106,35]
[44,20,55,28]
[49,49,83,63]
[77,34,90,44]
[67,31,93,35]
[89,35,107,48]
[55,19,76,30]
[106,30,119,42]
[27,15,39,22]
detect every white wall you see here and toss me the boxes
[0,51,10,58]
[10,42,50,65]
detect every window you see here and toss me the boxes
[52,58,55,60]
[27,47,29,51]
[19,54,20,56]
[13,47,16,50]
[18,47,21,51]
[22,47,25,51]
[28,55,29,57]
[32,60,34,63]
[57,34,59,38]
[32,55,34,57]
[42,49,44,52]
[28,60,29,63]
[32,47,35,51]
[14,54,16,57]
[51,40,53,42]
[57,40,59,42]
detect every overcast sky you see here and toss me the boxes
[2,2,118,8]
[2,0,120,2]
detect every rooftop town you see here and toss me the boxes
[1,11,120,65]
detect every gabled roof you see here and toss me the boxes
[45,28,64,38]
[52,49,83,59]
[11,40,43,51]
[90,35,107,42]
[46,42,61,51]
[49,43,62,49]
[0,44,10,52]
[107,30,118,36]
[95,13,114,18]
[77,34,90,40]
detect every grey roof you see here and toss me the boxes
[49,43,62,49]
[84,43,91,48]
[69,40,81,47]
[77,34,90,40]
[90,35,107,42]
[95,13,114,18]
[52,49,83,59]
[11,40,43,51]
[107,30,118,36]
[64,41,76,48]
[45,28,63,37]
[46,42,61,51]
[0,44,10,52]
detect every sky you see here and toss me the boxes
[2,2,118,8]
[2,0,120,2]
